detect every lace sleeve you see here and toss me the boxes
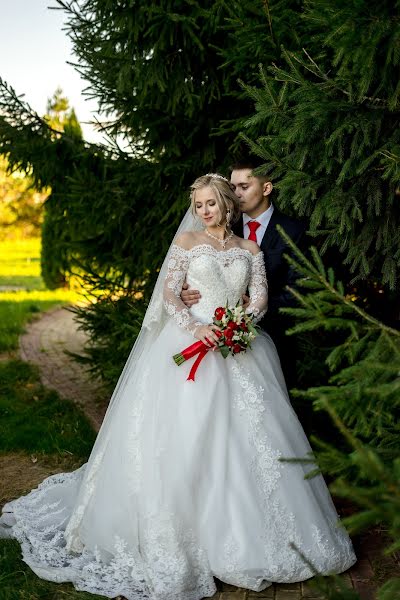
[246,251,268,324]
[163,244,203,335]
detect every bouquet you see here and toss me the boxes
[173,304,258,381]
[212,304,258,358]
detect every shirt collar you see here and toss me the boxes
[243,203,274,228]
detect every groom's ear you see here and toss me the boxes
[263,181,273,197]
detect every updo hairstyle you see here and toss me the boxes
[190,173,241,229]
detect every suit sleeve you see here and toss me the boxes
[267,221,306,315]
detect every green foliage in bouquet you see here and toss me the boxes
[213,304,258,358]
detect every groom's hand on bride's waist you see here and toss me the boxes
[181,285,249,310]
[242,293,250,310]
[181,282,201,307]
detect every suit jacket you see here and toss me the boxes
[234,209,306,322]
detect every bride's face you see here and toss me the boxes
[194,186,223,228]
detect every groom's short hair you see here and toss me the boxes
[229,158,271,182]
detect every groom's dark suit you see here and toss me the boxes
[234,208,306,384]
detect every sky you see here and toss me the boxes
[0,0,103,143]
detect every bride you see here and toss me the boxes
[0,173,356,599]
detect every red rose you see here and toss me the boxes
[224,328,234,341]
[233,344,242,354]
[225,338,234,347]
[227,320,239,331]
[214,307,226,320]
[240,322,248,332]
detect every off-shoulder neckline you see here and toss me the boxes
[171,243,261,258]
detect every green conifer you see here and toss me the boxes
[241,0,400,289]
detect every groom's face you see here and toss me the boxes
[230,168,271,218]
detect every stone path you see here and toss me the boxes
[18,307,398,599]
[215,575,351,599]
[19,305,108,431]
[212,524,399,599]
[0,285,25,292]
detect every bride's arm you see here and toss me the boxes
[163,243,204,336]
[246,251,268,324]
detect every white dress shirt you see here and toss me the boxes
[242,204,274,246]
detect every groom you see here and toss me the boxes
[181,159,306,385]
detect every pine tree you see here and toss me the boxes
[40,88,83,286]
[241,0,400,290]
[0,0,306,379]
[0,156,47,239]
[278,229,400,599]
[0,2,399,595]
[0,88,81,241]
[44,87,82,137]
[237,3,400,594]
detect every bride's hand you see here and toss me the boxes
[194,324,221,349]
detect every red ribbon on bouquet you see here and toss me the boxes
[173,340,208,381]
[173,332,221,381]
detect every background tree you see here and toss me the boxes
[0,156,47,239]
[238,2,400,595]
[278,231,400,599]
[40,88,83,288]
[44,86,81,136]
[0,1,399,595]
[241,0,400,292]
[0,0,398,403]
[0,88,81,244]
[0,0,306,379]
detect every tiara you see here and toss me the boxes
[205,173,230,183]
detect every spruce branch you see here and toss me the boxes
[277,225,400,338]
[273,225,399,455]
[0,77,69,141]
[262,0,274,43]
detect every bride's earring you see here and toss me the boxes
[226,209,232,229]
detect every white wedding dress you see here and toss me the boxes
[0,243,356,600]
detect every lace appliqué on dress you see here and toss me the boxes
[217,534,271,591]
[128,366,149,493]
[185,243,253,262]
[163,245,202,335]
[231,361,282,498]
[141,511,216,600]
[65,447,108,552]
[7,471,216,600]
[246,252,268,323]
[230,360,356,581]
[311,523,357,575]
[163,244,268,328]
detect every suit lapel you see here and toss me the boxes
[260,209,281,251]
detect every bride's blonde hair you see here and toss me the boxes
[190,173,241,229]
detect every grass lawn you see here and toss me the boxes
[0,238,101,598]
[0,539,105,599]
[0,238,44,290]
[0,239,78,352]
[0,359,96,457]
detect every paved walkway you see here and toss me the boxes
[18,306,397,599]
[0,285,25,292]
[19,305,108,431]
